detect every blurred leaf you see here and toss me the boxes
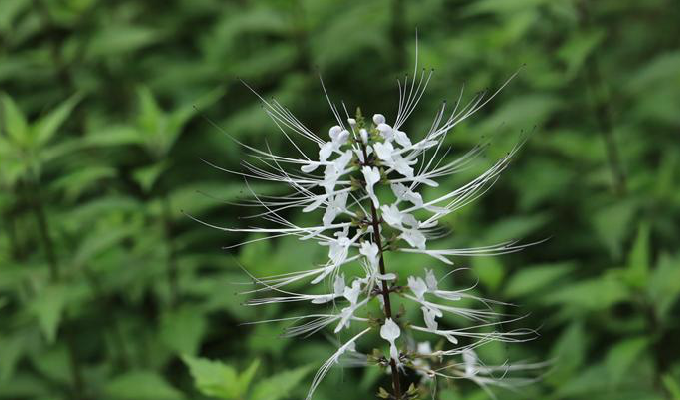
[0,0,30,32]
[87,25,161,58]
[182,355,239,399]
[250,365,312,400]
[624,223,650,288]
[627,51,680,93]
[31,284,66,343]
[605,337,648,386]
[29,345,71,385]
[471,256,504,292]
[159,306,206,356]
[51,166,117,201]
[0,93,28,143]
[103,370,184,400]
[482,213,549,244]
[545,275,629,312]
[504,262,575,298]
[593,200,637,260]
[238,359,260,397]
[34,93,82,146]
[134,161,169,193]
[662,373,680,400]
[464,0,552,15]
[648,252,680,320]
[558,29,605,77]
[0,334,25,382]
[555,364,609,398]
[166,86,225,145]
[73,225,135,268]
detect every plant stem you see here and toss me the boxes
[579,1,627,195]
[360,143,402,400]
[31,183,59,281]
[369,201,402,399]
[29,181,85,398]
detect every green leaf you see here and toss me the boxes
[31,284,67,343]
[648,252,680,320]
[545,275,629,312]
[662,373,680,400]
[87,25,160,58]
[182,355,239,399]
[51,166,117,201]
[103,371,184,400]
[238,359,260,396]
[0,334,25,382]
[471,256,504,292]
[0,93,28,143]
[133,161,169,193]
[593,200,637,260]
[165,86,225,151]
[504,262,575,298]
[624,223,650,288]
[605,337,648,386]
[558,29,606,77]
[159,306,206,356]
[548,321,588,384]
[136,86,163,139]
[33,93,82,146]
[250,365,313,400]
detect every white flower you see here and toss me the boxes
[323,191,349,226]
[362,166,381,207]
[335,279,364,332]
[311,273,346,304]
[373,141,394,161]
[421,306,439,331]
[393,129,411,148]
[380,318,401,362]
[359,128,368,144]
[463,349,478,377]
[372,114,386,125]
[377,123,393,142]
[424,269,438,290]
[359,241,379,270]
[400,228,426,250]
[407,276,428,300]
[326,228,352,266]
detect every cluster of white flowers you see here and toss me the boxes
[193,56,545,399]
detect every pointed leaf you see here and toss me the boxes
[0,93,28,143]
[34,93,82,146]
[625,223,650,288]
[103,371,184,400]
[159,306,206,357]
[250,365,313,400]
[182,355,239,399]
[31,284,66,343]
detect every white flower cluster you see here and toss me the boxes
[194,62,544,399]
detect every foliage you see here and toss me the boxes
[1,0,679,399]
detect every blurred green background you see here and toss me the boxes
[1,0,680,399]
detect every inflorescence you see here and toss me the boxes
[192,51,545,400]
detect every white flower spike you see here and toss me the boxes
[193,41,543,400]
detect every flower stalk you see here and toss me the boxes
[360,133,402,399]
